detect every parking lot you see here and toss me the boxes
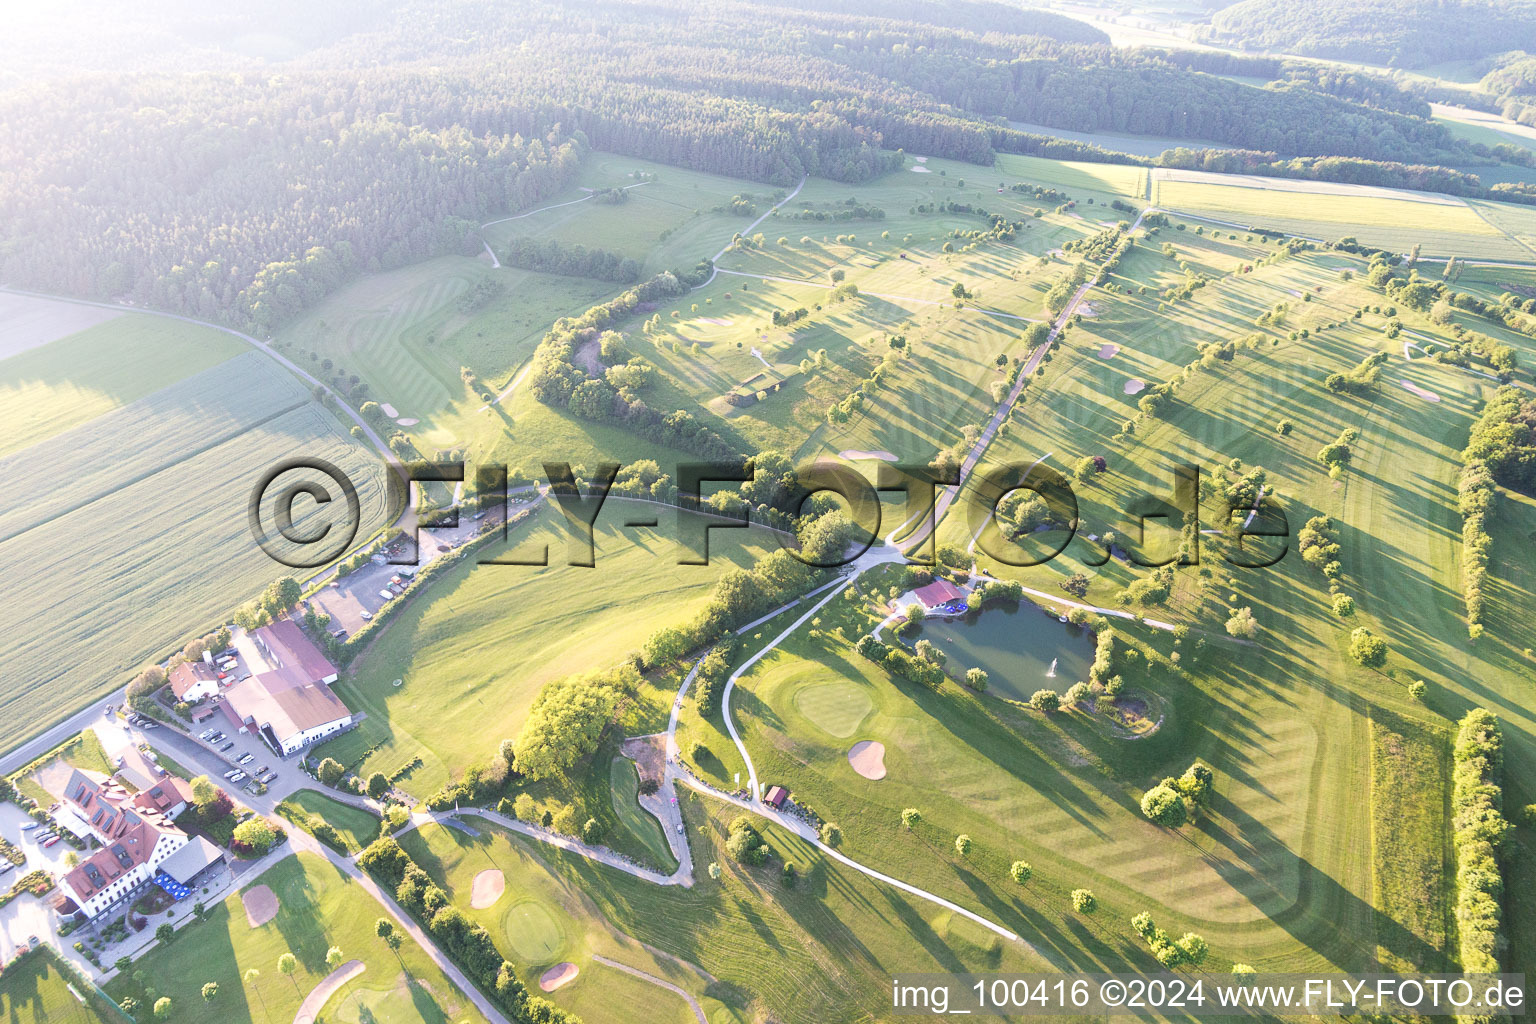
[309,499,519,633]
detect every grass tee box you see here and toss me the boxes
[105,852,489,1024]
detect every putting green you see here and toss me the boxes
[792,680,873,738]
[502,900,566,964]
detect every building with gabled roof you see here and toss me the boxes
[251,619,337,684]
[168,660,219,702]
[222,664,353,756]
[53,767,203,920]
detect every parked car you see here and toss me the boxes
[378,588,394,600]
[359,611,373,621]
[42,836,60,848]
[102,705,114,717]
[209,732,225,742]
[198,729,215,740]
[33,832,55,843]
[139,719,158,729]
[0,862,15,875]
[253,766,270,777]
[20,822,39,832]
[219,742,235,752]
[237,753,254,765]
[222,769,239,779]
[228,772,246,783]
[258,771,277,784]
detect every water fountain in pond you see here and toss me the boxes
[1047,658,1058,678]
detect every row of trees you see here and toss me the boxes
[498,236,641,282]
[1458,388,1536,635]
[525,271,741,462]
[1451,709,1510,986]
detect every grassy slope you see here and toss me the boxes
[1153,171,1534,259]
[318,503,783,795]
[106,853,489,1024]
[276,789,382,854]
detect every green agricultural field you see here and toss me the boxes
[0,334,389,751]
[0,302,245,457]
[318,502,785,795]
[0,949,111,1024]
[1152,170,1533,259]
[1467,199,1536,260]
[276,789,383,854]
[106,853,490,1024]
[399,803,1057,1024]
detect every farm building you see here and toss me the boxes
[250,619,338,683]
[221,666,353,756]
[764,785,789,808]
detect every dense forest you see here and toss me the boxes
[1202,0,1536,67]
[1,0,1524,329]
[0,74,586,330]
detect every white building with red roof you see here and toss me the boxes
[222,618,351,755]
[53,767,211,920]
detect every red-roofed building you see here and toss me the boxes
[168,660,219,702]
[251,620,338,684]
[223,664,353,756]
[53,767,198,920]
[912,578,965,609]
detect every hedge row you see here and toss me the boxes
[1451,708,1509,984]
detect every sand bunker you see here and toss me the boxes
[911,166,931,173]
[1096,343,1119,359]
[839,449,897,461]
[913,156,927,163]
[1124,379,1146,395]
[848,740,887,780]
[293,960,365,1024]
[471,869,505,910]
[540,963,580,992]
[379,403,399,417]
[396,417,419,426]
[242,884,278,928]
[1400,379,1442,402]
[697,317,732,326]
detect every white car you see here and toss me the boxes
[228,771,247,782]
[237,753,254,765]
[223,769,239,779]
[198,729,215,740]
[360,611,373,621]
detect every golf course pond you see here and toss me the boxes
[906,600,1097,702]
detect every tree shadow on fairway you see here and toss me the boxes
[1195,791,1433,971]
[911,679,1135,837]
